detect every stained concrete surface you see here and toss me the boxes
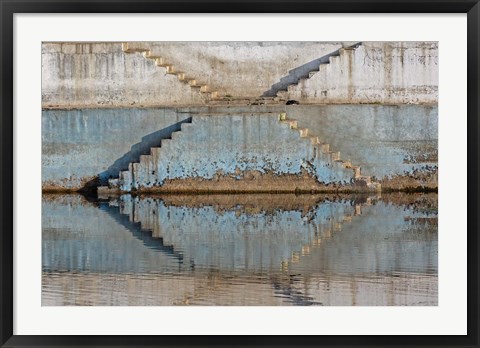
[42,105,437,192]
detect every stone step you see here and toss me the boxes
[180,78,196,85]
[335,159,352,168]
[367,182,382,191]
[139,154,151,165]
[287,84,297,92]
[250,98,280,105]
[339,47,357,55]
[355,176,371,184]
[155,57,169,67]
[280,119,297,129]
[132,162,140,175]
[180,123,194,131]
[120,170,130,178]
[165,65,177,74]
[319,143,330,153]
[142,51,159,59]
[122,42,149,53]
[298,78,308,85]
[107,178,119,187]
[309,71,319,78]
[207,97,237,104]
[298,128,308,137]
[150,147,162,156]
[319,63,329,71]
[182,79,197,86]
[350,165,362,177]
[171,131,182,140]
[161,138,172,147]
[309,136,319,145]
[176,72,187,80]
[190,85,207,92]
[328,151,340,161]
[329,55,340,63]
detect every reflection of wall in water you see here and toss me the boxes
[42,194,437,276]
[286,202,437,275]
[118,195,437,274]
[42,195,186,274]
[116,195,357,272]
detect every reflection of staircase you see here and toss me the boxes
[122,43,219,100]
[282,196,375,270]
[103,112,380,193]
[275,43,362,102]
[109,194,377,272]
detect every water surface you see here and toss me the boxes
[42,193,437,306]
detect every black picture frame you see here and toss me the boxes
[1,1,479,347]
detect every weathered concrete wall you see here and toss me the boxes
[42,41,437,107]
[279,42,438,104]
[288,104,438,190]
[42,108,191,190]
[42,105,437,192]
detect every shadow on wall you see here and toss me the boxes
[262,42,361,98]
[80,117,192,191]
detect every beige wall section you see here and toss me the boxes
[123,41,345,99]
[42,41,438,108]
[279,42,438,104]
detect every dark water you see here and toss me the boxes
[42,193,437,306]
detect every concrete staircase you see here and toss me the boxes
[106,116,194,192]
[102,112,380,193]
[122,42,219,100]
[276,43,362,102]
[122,42,363,105]
[277,112,378,190]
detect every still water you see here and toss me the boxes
[42,193,437,306]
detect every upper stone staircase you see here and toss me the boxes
[275,42,362,102]
[122,42,219,100]
[122,42,362,105]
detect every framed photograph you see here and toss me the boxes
[1,1,479,347]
